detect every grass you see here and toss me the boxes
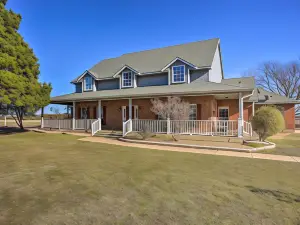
[0,132,300,224]
[261,133,300,157]
[0,119,40,128]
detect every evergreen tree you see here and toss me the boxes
[0,0,51,129]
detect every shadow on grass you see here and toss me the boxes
[246,186,300,203]
[0,127,30,135]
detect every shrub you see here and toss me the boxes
[251,106,285,141]
[138,124,152,140]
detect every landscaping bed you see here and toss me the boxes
[124,132,272,151]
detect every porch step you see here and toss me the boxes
[94,130,123,138]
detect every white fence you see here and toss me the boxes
[125,119,239,137]
[43,119,97,131]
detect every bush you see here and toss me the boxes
[138,124,153,140]
[251,106,285,141]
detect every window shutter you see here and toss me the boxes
[197,104,201,120]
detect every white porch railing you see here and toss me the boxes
[43,119,73,129]
[125,119,239,137]
[75,119,97,130]
[91,119,101,136]
[123,119,132,136]
[43,119,97,131]
[243,120,253,136]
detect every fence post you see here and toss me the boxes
[58,119,60,130]
[167,118,170,134]
[41,117,44,128]
[98,118,101,131]
[122,121,125,137]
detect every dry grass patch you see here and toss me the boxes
[0,132,300,224]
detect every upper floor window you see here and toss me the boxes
[172,65,185,83]
[84,76,92,91]
[122,71,133,87]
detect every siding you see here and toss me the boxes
[190,69,209,82]
[97,79,119,90]
[75,83,82,93]
[137,73,168,87]
[209,45,223,83]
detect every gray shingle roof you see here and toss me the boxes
[73,38,220,81]
[221,77,255,89]
[246,88,299,104]
[51,79,253,103]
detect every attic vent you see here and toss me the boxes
[264,95,269,100]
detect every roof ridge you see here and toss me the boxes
[121,38,220,56]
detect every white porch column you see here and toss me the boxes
[252,102,255,117]
[98,100,102,130]
[72,101,76,130]
[4,115,7,127]
[238,92,243,137]
[129,98,132,131]
[129,98,132,119]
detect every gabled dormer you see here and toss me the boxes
[73,70,97,93]
[161,57,198,85]
[113,65,139,89]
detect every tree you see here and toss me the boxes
[247,60,300,114]
[251,106,285,141]
[0,1,51,129]
[150,96,190,141]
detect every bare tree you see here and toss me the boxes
[150,96,190,141]
[247,59,300,114]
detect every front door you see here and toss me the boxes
[102,106,106,125]
[122,106,138,121]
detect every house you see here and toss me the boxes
[49,38,298,136]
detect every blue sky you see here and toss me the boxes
[6,0,300,112]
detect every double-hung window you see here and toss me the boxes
[189,104,197,120]
[172,65,185,83]
[122,71,133,87]
[84,76,92,91]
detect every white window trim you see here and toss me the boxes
[122,106,126,121]
[172,65,186,83]
[218,106,229,119]
[84,76,93,91]
[122,71,133,88]
[189,104,197,120]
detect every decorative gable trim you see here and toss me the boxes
[113,65,140,78]
[161,57,198,72]
[75,70,97,83]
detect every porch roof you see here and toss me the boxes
[245,88,300,104]
[51,80,253,104]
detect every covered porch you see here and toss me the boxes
[45,92,254,137]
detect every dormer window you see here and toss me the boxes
[84,76,92,91]
[122,71,133,87]
[172,65,185,83]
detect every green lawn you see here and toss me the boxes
[263,133,300,157]
[0,132,300,225]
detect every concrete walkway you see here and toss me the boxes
[79,136,300,163]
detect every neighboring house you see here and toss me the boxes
[50,38,298,136]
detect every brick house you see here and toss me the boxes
[49,38,298,136]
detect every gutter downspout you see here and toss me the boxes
[238,90,254,137]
